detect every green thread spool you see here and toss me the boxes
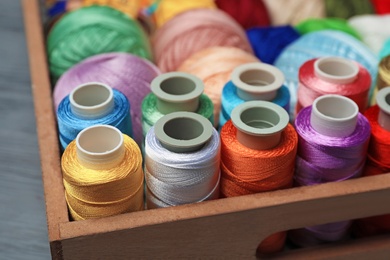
[296,18,361,40]
[142,72,214,139]
[47,5,152,82]
[325,0,374,19]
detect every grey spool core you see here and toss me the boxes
[154,112,213,153]
[151,72,204,114]
[231,101,289,150]
[314,57,359,84]
[231,63,284,101]
[376,87,390,132]
[69,82,114,119]
[76,125,125,167]
[310,95,358,138]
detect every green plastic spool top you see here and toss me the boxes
[47,5,152,82]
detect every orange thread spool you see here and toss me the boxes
[355,87,390,236]
[178,46,259,126]
[220,101,298,253]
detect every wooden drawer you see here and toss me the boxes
[22,0,390,258]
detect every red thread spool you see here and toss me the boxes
[355,87,390,236]
[215,0,270,29]
[297,57,371,114]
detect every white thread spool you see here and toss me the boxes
[230,101,289,150]
[231,63,285,101]
[76,125,125,169]
[70,82,114,119]
[314,57,359,84]
[310,95,359,138]
[151,72,204,114]
[376,87,390,131]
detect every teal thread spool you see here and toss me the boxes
[47,5,152,82]
[141,72,214,142]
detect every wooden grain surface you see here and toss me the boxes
[0,0,50,259]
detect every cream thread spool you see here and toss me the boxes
[376,87,390,131]
[70,82,115,119]
[231,101,289,150]
[310,94,359,138]
[231,63,285,102]
[151,72,204,114]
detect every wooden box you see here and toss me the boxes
[23,0,390,258]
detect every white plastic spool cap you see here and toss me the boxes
[69,82,114,119]
[231,101,289,150]
[310,95,359,138]
[151,72,204,114]
[376,87,390,132]
[231,63,284,101]
[314,57,359,84]
[154,112,213,153]
[76,125,125,169]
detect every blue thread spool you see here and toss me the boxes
[219,63,290,127]
[57,82,133,149]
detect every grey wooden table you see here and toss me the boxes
[0,0,51,259]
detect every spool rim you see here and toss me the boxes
[314,57,359,84]
[231,63,284,101]
[376,87,390,131]
[154,112,213,153]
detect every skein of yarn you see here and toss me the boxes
[355,87,390,237]
[62,125,144,220]
[82,0,141,18]
[291,95,371,247]
[152,0,216,28]
[246,25,300,64]
[297,57,371,113]
[369,0,390,14]
[57,82,132,149]
[348,15,390,55]
[274,30,378,117]
[47,5,152,82]
[220,63,290,127]
[262,0,325,25]
[215,0,270,29]
[296,18,361,40]
[325,0,374,19]
[220,101,298,253]
[53,52,160,146]
[145,112,220,209]
[379,39,390,59]
[153,8,253,73]
[142,72,214,140]
[178,47,259,125]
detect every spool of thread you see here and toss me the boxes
[62,125,144,220]
[370,0,390,14]
[296,18,361,40]
[153,8,253,73]
[262,0,325,25]
[215,0,270,29]
[57,82,132,149]
[220,101,297,253]
[355,87,390,237]
[178,46,259,126]
[142,72,214,139]
[53,53,160,146]
[297,57,371,114]
[82,0,141,18]
[145,112,220,209]
[377,55,390,91]
[220,63,290,127]
[274,30,378,117]
[348,15,390,55]
[325,0,374,19]
[246,25,301,64]
[47,5,152,82]
[291,95,371,247]
[153,0,216,28]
